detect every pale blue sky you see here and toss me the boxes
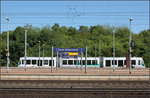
[1,1,149,33]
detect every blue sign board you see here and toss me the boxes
[62,56,78,59]
[54,48,86,52]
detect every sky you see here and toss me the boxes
[1,1,149,34]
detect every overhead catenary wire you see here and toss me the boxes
[1,3,148,34]
[2,4,148,7]
[1,17,148,20]
[2,12,148,16]
[1,23,148,25]
[2,11,148,14]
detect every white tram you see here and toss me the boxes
[18,57,145,68]
[18,57,56,67]
[103,57,145,68]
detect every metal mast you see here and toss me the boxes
[113,30,115,71]
[39,41,40,67]
[43,44,44,66]
[6,17,9,73]
[25,30,27,71]
[129,18,133,74]
[99,40,101,68]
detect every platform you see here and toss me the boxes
[1,67,149,80]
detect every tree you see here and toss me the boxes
[0,24,149,67]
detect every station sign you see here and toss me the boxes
[54,48,86,52]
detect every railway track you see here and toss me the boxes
[1,88,150,91]
[0,80,150,98]
[1,80,150,88]
[0,88,150,98]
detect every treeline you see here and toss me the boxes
[0,24,149,67]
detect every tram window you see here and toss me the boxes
[38,60,42,66]
[138,60,140,65]
[26,60,30,64]
[112,60,117,65]
[74,60,79,65]
[106,60,111,67]
[32,60,36,65]
[63,60,67,65]
[18,60,21,65]
[87,60,91,65]
[49,60,54,66]
[68,60,73,65]
[92,60,94,65]
[132,60,136,65]
[53,60,54,66]
[44,60,48,65]
[80,60,83,65]
[92,60,97,65]
[22,60,24,64]
[49,60,51,66]
[118,60,123,67]
[78,60,80,65]
[82,60,85,65]
[74,60,76,65]
[124,60,126,65]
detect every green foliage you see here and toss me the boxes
[0,24,149,67]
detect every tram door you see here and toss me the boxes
[49,60,54,66]
[38,60,42,66]
[58,57,60,67]
[100,58,103,67]
[118,60,123,67]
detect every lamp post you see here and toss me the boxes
[6,17,9,73]
[39,41,40,67]
[43,44,44,66]
[24,30,27,71]
[85,46,87,73]
[129,18,133,74]
[51,46,53,73]
[99,40,101,68]
[113,30,115,71]
[95,44,96,66]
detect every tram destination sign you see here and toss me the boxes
[69,52,78,56]
[58,52,81,56]
[62,56,78,59]
[58,53,68,55]
[54,48,86,52]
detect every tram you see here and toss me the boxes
[18,57,145,68]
